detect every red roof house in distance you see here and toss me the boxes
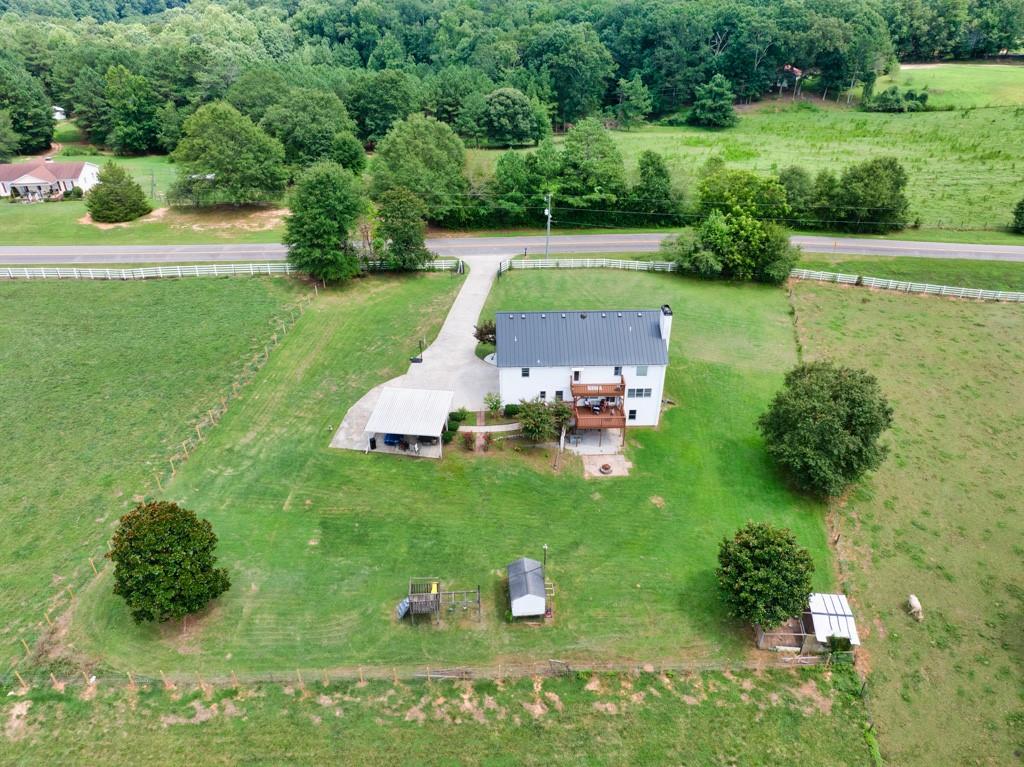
[0,160,99,200]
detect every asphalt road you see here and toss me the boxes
[1,233,1023,265]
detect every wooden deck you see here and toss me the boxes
[570,376,626,398]
[573,405,627,430]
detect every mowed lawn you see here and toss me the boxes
[0,149,284,246]
[1,667,871,766]
[792,283,1024,766]
[69,269,831,674]
[0,278,302,662]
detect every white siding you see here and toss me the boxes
[511,593,546,617]
[498,363,666,427]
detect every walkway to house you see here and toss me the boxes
[330,254,503,452]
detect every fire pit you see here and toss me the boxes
[599,463,613,475]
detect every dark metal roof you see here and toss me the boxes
[507,557,545,601]
[495,309,669,368]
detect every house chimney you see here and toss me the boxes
[659,305,673,348]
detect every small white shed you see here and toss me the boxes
[507,557,546,618]
[806,593,860,647]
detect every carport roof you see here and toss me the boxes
[364,387,454,437]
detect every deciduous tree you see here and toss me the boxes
[170,101,287,206]
[285,161,366,282]
[483,87,537,146]
[374,187,432,270]
[759,361,894,496]
[0,110,21,163]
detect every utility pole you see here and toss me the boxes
[543,192,552,259]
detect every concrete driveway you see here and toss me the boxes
[330,253,502,451]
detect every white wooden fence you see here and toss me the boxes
[498,258,1024,304]
[0,260,461,281]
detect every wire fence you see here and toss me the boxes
[0,260,462,281]
[497,258,1024,303]
[3,649,852,692]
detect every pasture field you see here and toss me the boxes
[798,253,1024,291]
[875,62,1024,108]
[792,282,1024,766]
[1,667,872,765]
[61,269,831,675]
[0,278,303,661]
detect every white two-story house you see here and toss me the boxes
[495,305,672,429]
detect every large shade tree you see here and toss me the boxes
[170,101,287,205]
[0,58,53,153]
[107,501,231,624]
[717,521,814,629]
[370,113,467,222]
[759,361,894,496]
[260,88,359,170]
[285,161,367,282]
[483,87,538,146]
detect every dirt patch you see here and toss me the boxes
[649,495,665,508]
[405,695,428,723]
[222,699,243,717]
[544,691,564,712]
[4,701,32,742]
[77,212,130,229]
[584,676,604,693]
[593,701,619,714]
[794,680,833,715]
[160,699,218,726]
[681,694,703,705]
[79,679,97,701]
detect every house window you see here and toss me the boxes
[628,409,637,421]
[521,367,530,378]
[644,388,652,398]
[573,370,581,382]
[636,365,648,377]
[539,390,546,401]
[627,388,635,398]
[614,366,622,376]
[555,391,564,401]
[627,388,653,399]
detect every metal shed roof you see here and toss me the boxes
[364,387,453,437]
[507,557,545,601]
[807,593,860,645]
[495,309,669,368]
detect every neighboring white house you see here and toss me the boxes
[52,105,66,121]
[495,305,672,429]
[0,161,99,200]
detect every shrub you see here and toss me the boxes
[1012,197,1024,234]
[441,429,455,444]
[482,432,493,452]
[85,161,152,223]
[65,186,84,200]
[758,361,893,497]
[474,319,496,345]
[484,392,502,415]
[503,403,521,417]
[717,521,814,629]
[449,408,470,422]
[106,501,230,623]
[517,399,558,442]
[461,431,475,451]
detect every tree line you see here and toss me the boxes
[2,0,1021,159]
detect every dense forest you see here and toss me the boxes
[2,0,1022,154]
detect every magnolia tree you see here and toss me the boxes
[107,501,230,624]
[717,522,814,629]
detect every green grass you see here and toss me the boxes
[53,120,85,144]
[468,66,1024,234]
[0,278,303,653]
[0,149,285,246]
[61,269,831,675]
[799,253,1024,291]
[1,667,871,765]
[792,282,1024,766]
[874,62,1024,108]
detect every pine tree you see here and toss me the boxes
[687,74,738,129]
[85,162,152,223]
